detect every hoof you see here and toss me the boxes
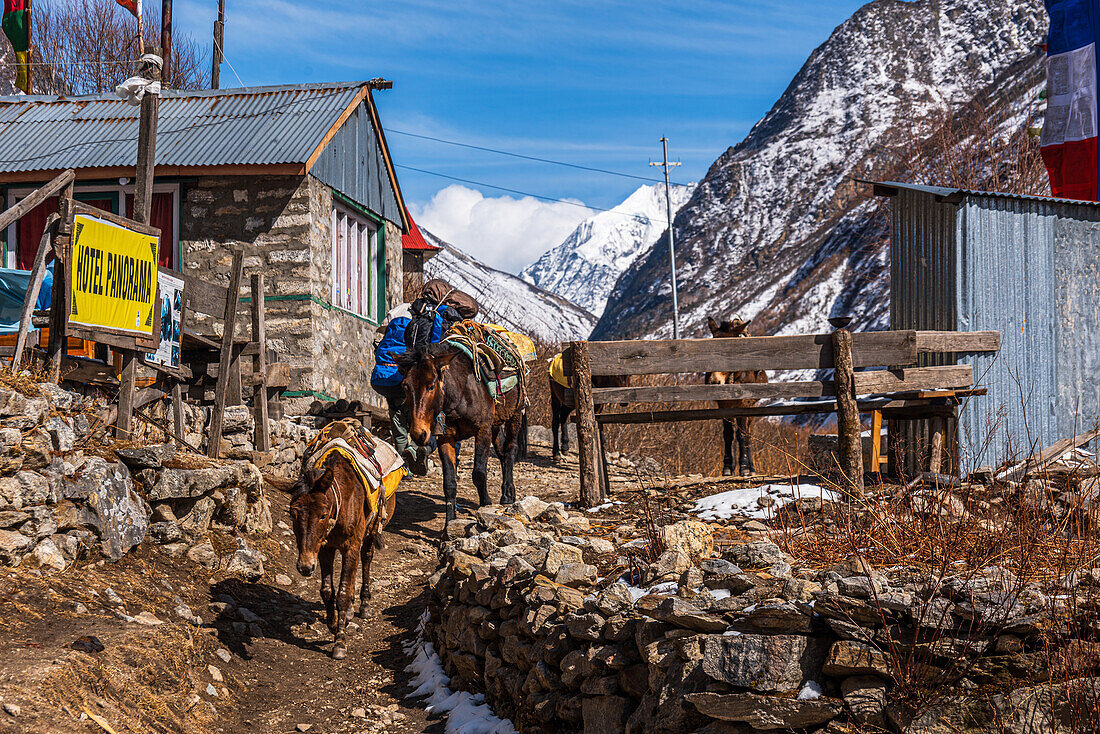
[356,607,370,619]
[722,466,733,476]
[740,468,754,477]
[332,643,347,660]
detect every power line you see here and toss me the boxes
[394,163,662,223]
[389,128,693,187]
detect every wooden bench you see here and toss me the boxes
[564,328,1000,505]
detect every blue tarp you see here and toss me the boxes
[0,263,52,334]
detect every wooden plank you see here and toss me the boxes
[995,427,1100,482]
[588,366,973,405]
[929,420,945,474]
[570,340,602,507]
[585,330,918,376]
[67,324,157,351]
[69,200,161,239]
[250,273,271,454]
[870,410,884,470]
[596,395,971,424]
[12,214,59,370]
[207,251,244,459]
[165,267,230,318]
[833,327,864,494]
[47,190,74,382]
[915,330,1000,354]
[0,169,74,232]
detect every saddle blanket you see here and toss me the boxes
[548,352,570,389]
[303,419,405,518]
[445,320,531,399]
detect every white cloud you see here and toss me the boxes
[410,185,592,274]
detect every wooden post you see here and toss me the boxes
[207,251,244,458]
[0,169,75,233]
[250,273,271,454]
[211,0,225,89]
[47,188,74,383]
[161,0,173,85]
[569,341,603,507]
[869,409,883,476]
[929,419,945,474]
[12,214,58,370]
[832,327,865,494]
[596,423,610,499]
[119,52,161,438]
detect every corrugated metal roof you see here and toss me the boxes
[869,179,1100,209]
[0,82,365,171]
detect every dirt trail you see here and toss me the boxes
[0,441,586,734]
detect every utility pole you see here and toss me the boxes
[161,0,172,84]
[211,0,224,88]
[650,137,682,339]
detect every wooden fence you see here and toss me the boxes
[564,327,1000,505]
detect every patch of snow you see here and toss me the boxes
[691,483,841,520]
[404,612,517,733]
[797,681,824,700]
[709,588,732,600]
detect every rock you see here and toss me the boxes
[822,640,893,678]
[510,495,549,521]
[581,695,631,734]
[69,458,150,561]
[565,611,606,641]
[595,583,636,615]
[222,405,254,433]
[731,601,813,634]
[148,521,183,544]
[225,538,264,580]
[555,562,598,588]
[39,383,78,411]
[25,538,67,571]
[544,542,584,576]
[116,443,176,470]
[0,529,33,565]
[537,503,570,525]
[659,520,714,557]
[296,724,312,732]
[723,540,786,568]
[3,702,21,717]
[215,648,232,663]
[178,496,218,537]
[187,542,220,570]
[0,510,29,528]
[647,596,727,633]
[650,550,692,583]
[696,633,822,693]
[0,388,48,426]
[351,708,366,719]
[686,692,843,730]
[209,664,223,682]
[842,675,888,728]
[44,416,75,453]
[70,635,105,653]
[133,611,163,625]
[275,573,293,586]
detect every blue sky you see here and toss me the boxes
[174,0,868,271]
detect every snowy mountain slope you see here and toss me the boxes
[422,229,597,344]
[592,0,1046,341]
[520,183,694,316]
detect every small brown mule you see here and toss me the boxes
[398,343,525,523]
[290,456,394,659]
[706,317,769,476]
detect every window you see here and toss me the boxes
[331,203,382,321]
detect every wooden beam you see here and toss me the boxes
[250,273,271,454]
[569,340,602,507]
[915,330,1000,354]
[12,214,59,371]
[0,169,74,232]
[70,200,160,238]
[207,251,244,459]
[832,327,864,494]
[995,427,1100,482]
[588,365,973,405]
[304,85,370,173]
[585,330,919,376]
[165,266,230,317]
[0,164,306,185]
[46,190,74,382]
[870,410,884,472]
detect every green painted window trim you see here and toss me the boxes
[330,192,387,324]
[332,189,383,225]
[281,389,336,401]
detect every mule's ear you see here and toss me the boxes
[707,317,720,335]
[434,351,458,372]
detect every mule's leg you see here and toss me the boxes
[561,407,572,455]
[358,532,377,617]
[439,440,459,524]
[499,417,520,506]
[319,546,337,633]
[332,547,361,660]
[722,419,735,476]
[551,401,562,460]
[472,430,493,508]
[737,417,755,477]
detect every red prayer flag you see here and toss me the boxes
[115,0,138,18]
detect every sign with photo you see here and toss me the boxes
[147,271,183,368]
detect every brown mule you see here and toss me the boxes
[398,343,525,524]
[706,317,769,476]
[289,456,393,659]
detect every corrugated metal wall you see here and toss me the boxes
[311,102,403,228]
[890,186,1100,472]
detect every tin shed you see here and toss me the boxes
[873,181,1100,472]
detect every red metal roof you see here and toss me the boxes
[402,211,440,252]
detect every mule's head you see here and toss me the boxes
[288,463,337,577]
[397,344,458,446]
[707,316,752,338]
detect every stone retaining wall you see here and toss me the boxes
[427,497,1098,733]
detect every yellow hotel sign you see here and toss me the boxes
[69,213,159,336]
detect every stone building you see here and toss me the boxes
[0,82,430,412]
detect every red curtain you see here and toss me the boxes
[125,192,175,267]
[16,196,113,269]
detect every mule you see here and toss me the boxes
[398,343,525,523]
[290,456,393,659]
[706,317,769,476]
[548,372,629,461]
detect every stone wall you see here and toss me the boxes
[179,174,402,417]
[428,497,1099,734]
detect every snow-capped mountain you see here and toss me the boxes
[521,183,694,317]
[593,0,1046,341]
[422,229,597,344]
